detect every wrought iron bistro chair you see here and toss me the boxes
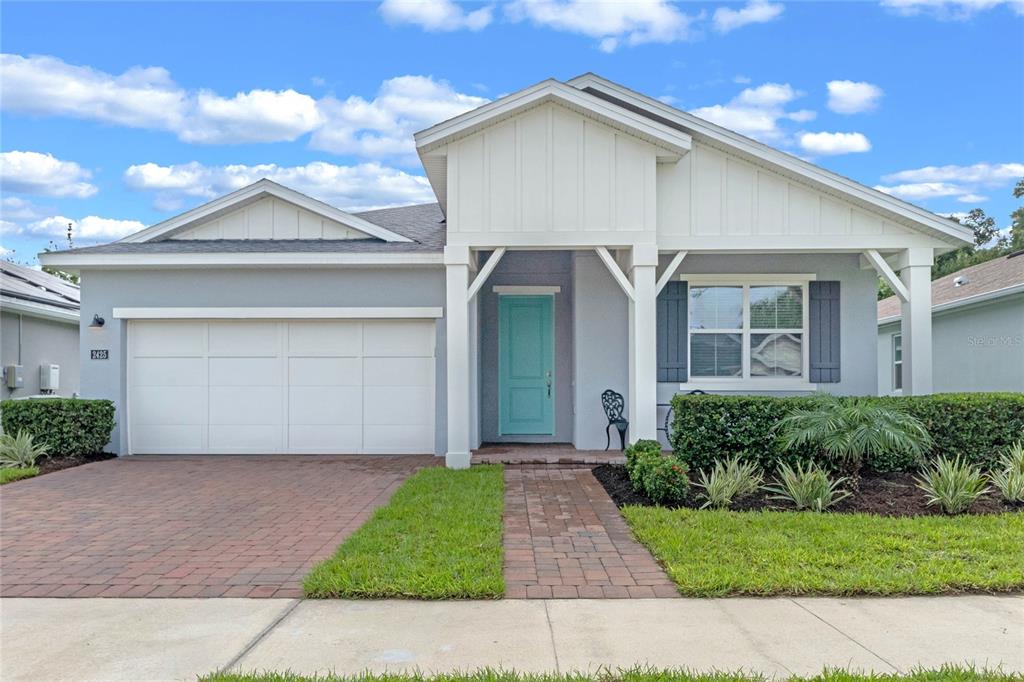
[601,389,629,451]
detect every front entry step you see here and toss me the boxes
[472,444,625,466]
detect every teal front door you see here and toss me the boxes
[499,295,555,436]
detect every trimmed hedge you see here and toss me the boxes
[1,398,115,456]
[625,439,690,505]
[670,392,1024,473]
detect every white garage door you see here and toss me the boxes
[128,319,436,454]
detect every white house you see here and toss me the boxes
[878,251,1024,394]
[40,74,973,467]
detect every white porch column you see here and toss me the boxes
[629,244,659,442]
[898,247,934,395]
[444,245,472,468]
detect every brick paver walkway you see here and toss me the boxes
[503,467,679,599]
[0,455,430,598]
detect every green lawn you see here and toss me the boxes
[202,666,1019,682]
[0,467,39,485]
[623,507,1024,597]
[303,464,504,599]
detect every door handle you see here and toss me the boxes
[546,371,552,398]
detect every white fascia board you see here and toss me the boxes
[0,296,80,324]
[415,79,691,158]
[38,251,442,272]
[119,179,412,244]
[567,74,974,247]
[113,306,443,320]
[877,282,1024,326]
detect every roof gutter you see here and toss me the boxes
[878,282,1024,325]
[37,251,444,272]
[0,296,80,324]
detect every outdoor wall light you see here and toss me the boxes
[89,314,105,328]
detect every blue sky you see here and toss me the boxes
[2,0,1022,263]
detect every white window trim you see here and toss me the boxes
[891,332,903,395]
[680,275,813,392]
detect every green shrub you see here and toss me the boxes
[670,393,1024,472]
[765,462,851,511]
[989,442,1024,503]
[694,456,763,509]
[774,395,931,473]
[916,456,991,514]
[0,430,49,468]
[1,398,115,456]
[641,455,690,506]
[624,439,662,479]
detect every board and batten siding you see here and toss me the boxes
[170,197,368,240]
[658,143,920,240]
[447,102,659,238]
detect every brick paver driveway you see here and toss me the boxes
[0,455,430,598]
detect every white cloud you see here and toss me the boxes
[505,0,699,51]
[380,0,494,31]
[0,151,97,198]
[712,0,784,32]
[1,196,48,220]
[798,131,872,155]
[875,162,1023,203]
[691,82,809,142]
[311,75,488,160]
[1,54,325,145]
[826,80,884,114]
[787,109,817,123]
[124,160,436,212]
[0,220,21,236]
[881,0,1024,19]
[657,94,680,105]
[25,215,146,241]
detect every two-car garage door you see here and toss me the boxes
[128,319,436,455]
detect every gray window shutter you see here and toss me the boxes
[657,281,688,382]
[809,281,841,383]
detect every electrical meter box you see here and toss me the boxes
[4,365,24,389]
[40,364,60,391]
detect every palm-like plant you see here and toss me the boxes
[989,441,1024,503]
[694,456,763,509]
[774,395,932,473]
[916,456,990,514]
[764,461,851,511]
[0,430,49,469]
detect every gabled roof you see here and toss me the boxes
[878,251,1024,323]
[414,78,693,213]
[119,179,414,244]
[567,73,973,248]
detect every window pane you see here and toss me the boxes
[689,287,742,329]
[750,333,803,377]
[893,334,902,362]
[691,333,742,377]
[894,363,903,390]
[750,286,802,329]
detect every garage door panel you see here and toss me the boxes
[363,357,433,387]
[289,321,361,356]
[133,386,207,425]
[209,321,279,356]
[209,425,283,452]
[209,357,280,386]
[364,425,434,453]
[210,386,282,425]
[133,321,205,357]
[289,357,362,386]
[289,386,362,425]
[132,357,206,387]
[363,321,435,357]
[132,425,204,452]
[364,386,433,425]
[289,425,362,452]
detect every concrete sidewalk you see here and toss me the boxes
[1,596,1021,682]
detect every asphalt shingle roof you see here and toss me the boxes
[877,251,1024,320]
[48,203,447,256]
[0,260,81,310]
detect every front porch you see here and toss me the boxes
[472,443,625,466]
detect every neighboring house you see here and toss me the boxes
[41,74,973,466]
[1,261,81,399]
[878,252,1024,394]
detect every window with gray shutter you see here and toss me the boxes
[657,281,688,382]
[809,281,841,383]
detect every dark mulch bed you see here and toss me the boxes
[592,463,1023,517]
[36,452,117,476]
